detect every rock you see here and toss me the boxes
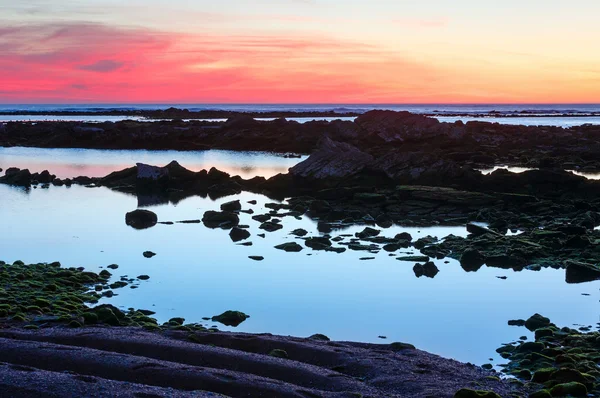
[290,228,308,237]
[252,214,271,223]
[290,136,374,179]
[229,227,251,242]
[0,168,32,187]
[142,251,156,258]
[248,256,264,261]
[413,261,440,278]
[137,275,150,280]
[549,382,587,397]
[275,242,303,252]
[125,209,158,230]
[375,214,393,228]
[460,249,486,272]
[565,260,600,283]
[259,222,283,232]
[308,334,330,341]
[396,255,429,262]
[356,227,381,239]
[202,211,239,229]
[211,310,249,327]
[395,232,412,241]
[220,200,241,212]
[524,313,551,331]
[508,319,526,327]
[305,237,332,250]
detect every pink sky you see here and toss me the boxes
[1,1,600,103]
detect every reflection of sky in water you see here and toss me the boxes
[478,165,600,180]
[0,147,305,179]
[478,166,535,175]
[436,116,600,127]
[1,184,598,367]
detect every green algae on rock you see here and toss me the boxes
[496,314,600,397]
[211,310,249,327]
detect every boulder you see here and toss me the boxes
[125,209,158,230]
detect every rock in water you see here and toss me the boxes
[565,260,600,284]
[413,261,440,278]
[125,209,158,230]
[229,227,251,242]
[275,242,303,252]
[202,211,240,229]
[143,251,156,258]
[211,310,249,327]
[460,249,486,272]
[220,200,241,212]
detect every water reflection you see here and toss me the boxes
[0,183,598,368]
[0,147,305,179]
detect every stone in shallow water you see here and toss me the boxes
[211,310,249,327]
[275,242,303,252]
[125,209,158,230]
[202,211,239,229]
[413,261,439,278]
[248,256,264,261]
[143,251,156,258]
[229,227,250,242]
[220,200,241,212]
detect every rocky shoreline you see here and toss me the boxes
[2,109,600,397]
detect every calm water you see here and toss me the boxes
[0,147,305,179]
[1,182,598,367]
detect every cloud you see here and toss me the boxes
[78,59,124,72]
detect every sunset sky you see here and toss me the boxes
[1,0,599,104]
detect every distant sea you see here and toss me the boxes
[1,104,600,127]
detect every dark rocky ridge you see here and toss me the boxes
[2,110,600,171]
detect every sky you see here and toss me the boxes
[1,0,599,104]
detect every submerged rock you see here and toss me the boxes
[125,209,158,230]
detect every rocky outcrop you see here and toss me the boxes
[289,136,374,179]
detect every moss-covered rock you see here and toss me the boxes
[211,310,249,327]
[549,382,587,397]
